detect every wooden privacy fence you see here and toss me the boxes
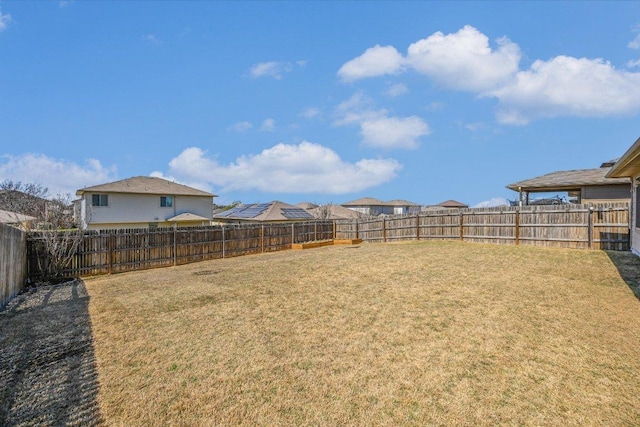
[336,203,630,251]
[27,221,334,278]
[25,203,630,280]
[1,223,27,308]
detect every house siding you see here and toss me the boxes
[82,193,212,229]
[632,179,640,255]
[582,184,631,203]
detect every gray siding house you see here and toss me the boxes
[75,176,215,230]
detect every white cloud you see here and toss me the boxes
[300,107,321,119]
[463,122,486,132]
[333,92,386,126]
[334,92,429,149]
[360,116,430,149]
[385,83,408,97]
[143,34,161,44]
[406,25,521,92]
[260,118,276,132]
[472,197,510,208]
[0,8,12,31]
[338,45,404,82]
[338,25,640,124]
[228,121,253,132]
[490,56,640,124]
[155,143,402,195]
[249,61,304,79]
[0,153,118,197]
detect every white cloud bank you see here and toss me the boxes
[152,142,402,195]
[0,153,118,197]
[338,25,640,124]
[334,92,430,149]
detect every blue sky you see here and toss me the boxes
[1,1,640,207]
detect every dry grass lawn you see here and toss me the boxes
[85,241,640,426]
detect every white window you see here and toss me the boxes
[91,194,108,207]
[161,196,173,208]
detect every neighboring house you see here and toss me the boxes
[507,160,631,205]
[387,199,422,215]
[213,201,314,223]
[306,203,363,220]
[75,176,215,230]
[0,209,36,229]
[605,137,640,255]
[0,189,49,219]
[423,199,469,211]
[342,197,389,216]
[296,202,319,210]
[342,198,421,216]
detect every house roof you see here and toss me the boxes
[342,197,386,206]
[0,209,36,224]
[308,204,362,220]
[214,201,314,221]
[607,136,640,178]
[342,197,419,207]
[435,199,468,208]
[507,166,630,192]
[386,199,420,207]
[166,213,211,222]
[296,202,319,209]
[76,176,215,197]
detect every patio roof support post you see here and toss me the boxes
[518,187,523,207]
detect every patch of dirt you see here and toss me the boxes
[0,280,103,426]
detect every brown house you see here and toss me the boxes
[507,160,631,205]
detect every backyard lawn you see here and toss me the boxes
[84,241,640,426]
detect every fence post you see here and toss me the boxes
[515,208,520,246]
[108,234,114,274]
[383,218,387,243]
[222,226,225,259]
[314,222,317,241]
[416,214,420,241]
[333,220,337,240]
[355,220,359,240]
[291,223,295,245]
[459,212,464,241]
[587,206,594,249]
[261,224,265,253]
[173,227,177,266]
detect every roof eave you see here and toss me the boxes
[607,136,640,178]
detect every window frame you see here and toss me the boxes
[91,194,109,207]
[160,196,173,208]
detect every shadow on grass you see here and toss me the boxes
[0,279,103,426]
[605,250,640,300]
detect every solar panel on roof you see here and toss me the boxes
[222,203,271,219]
[281,208,314,219]
[215,206,245,218]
